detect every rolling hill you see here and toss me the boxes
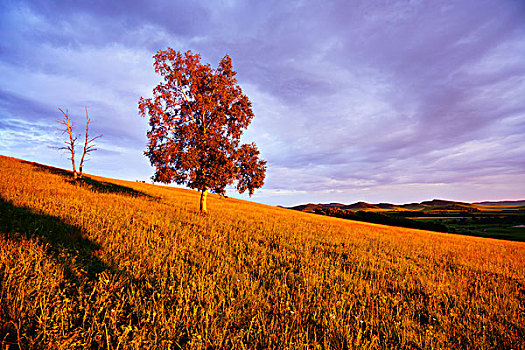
[1,155,524,348]
[475,200,525,206]
[291,199,489,213]
[291,198,525,241]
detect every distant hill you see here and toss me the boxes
[400,203,426,210]
[289,198,521,212]
[419,200,480,212]
[342,201,380,210]
[421,199,469,207]
[289,196,525,242]
[474,200,525,206]
[289,202,345,212]
[376,203,402,210]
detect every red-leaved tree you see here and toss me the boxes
[139,49,266,213]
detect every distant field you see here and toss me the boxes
[412,216,525,242]
[408,206,525,242]
[1,155,524,349]
[297,200,525,242]
[411,217,468,220]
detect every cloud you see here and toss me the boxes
[1,0,524,206]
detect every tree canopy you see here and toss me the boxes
[139,49,266,212]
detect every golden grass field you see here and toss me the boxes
[1,155,524,349]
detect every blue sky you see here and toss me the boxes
[1,0,524,206]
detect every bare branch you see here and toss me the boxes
[55,107,77,179]
[78,106,102,177]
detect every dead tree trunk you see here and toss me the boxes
[57,108,78,179]
[78,107,102,178]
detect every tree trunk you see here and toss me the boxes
[200,189,208,213]
[71,157,77,179]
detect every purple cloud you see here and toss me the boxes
[1,0,524,206]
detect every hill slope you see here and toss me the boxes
[475,200,525,206]
[291,199,487,212]
[1,155,524,349]
[291,198,525,241]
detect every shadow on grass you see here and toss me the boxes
[75,176,155,199]
[22,159,155,199]
[0,197,110,281]
[0,196,114,346]
[0,197,183,348]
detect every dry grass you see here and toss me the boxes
[1,155,524,349]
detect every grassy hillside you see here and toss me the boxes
[1,155,524,349]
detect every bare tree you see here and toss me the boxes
[78,107,102,178]
[57,108,78,179]
[56,107,102,179]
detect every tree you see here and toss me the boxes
[57,108,78,179]
[139,49,266,213]
[79,107,102,177]
[56,107,101,179]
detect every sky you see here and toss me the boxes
[1,0,524,207]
